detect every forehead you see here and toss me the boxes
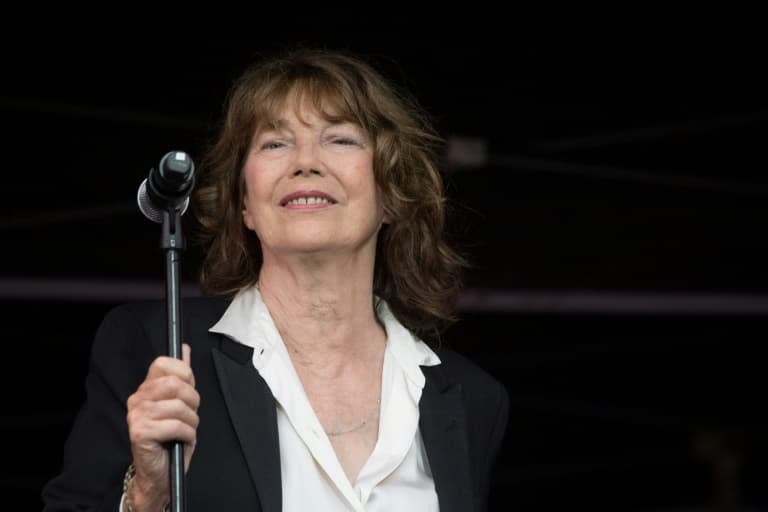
[249,101,370,152]
[255,83,360,131]
[264,104,350,131]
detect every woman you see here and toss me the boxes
[42,48,509,512]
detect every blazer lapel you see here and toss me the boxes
[420,364,475,512]
[212,344,282,512]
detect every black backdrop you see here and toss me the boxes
[3,8,768,510]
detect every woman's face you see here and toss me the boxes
[241,101,384,262]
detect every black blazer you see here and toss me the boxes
[42,298,509,511]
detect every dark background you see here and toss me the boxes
[3,8,768,510]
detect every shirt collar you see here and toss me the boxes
[209,285,280,369]
[373,297,440,389]
[209,286,441,385]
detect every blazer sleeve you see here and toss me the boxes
[42,305,160,512]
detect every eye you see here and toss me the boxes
[260,140,285,150]
[332,137,359,146]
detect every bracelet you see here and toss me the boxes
[123,464,136,512]
[123,463,170,512]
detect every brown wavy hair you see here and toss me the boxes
[192,48,466,338]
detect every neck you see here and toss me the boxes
[257,250,385,375]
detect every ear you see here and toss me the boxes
[378,189,390,225]
[380,203,391,225]
[242,207,255,231]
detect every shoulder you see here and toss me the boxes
[430,346,506,397]
[104,296,230,330]
[423,346,509,426]
[422,346,510,469]
[94,297,230,354]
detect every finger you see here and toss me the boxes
[129,377,200,410]
[129,398,200,429]
[130,418,197,446]
[145,356,195,384]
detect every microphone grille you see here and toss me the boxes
[137,178,189,223]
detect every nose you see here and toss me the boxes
[291,140,325,177]
[292,168,323,177]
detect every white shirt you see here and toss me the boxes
[209,286,441,511]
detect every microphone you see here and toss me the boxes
[137,151,195,223]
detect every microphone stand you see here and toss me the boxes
[161,206,186,512]
[138,150,194,512]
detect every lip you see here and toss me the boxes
[279,190,338,207]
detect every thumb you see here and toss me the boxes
[182,343,194,387]
[183,438,197,474]
[182,343,192,365]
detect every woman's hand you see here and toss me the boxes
[125,343,199,511]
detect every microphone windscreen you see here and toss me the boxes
[137,178,190,223]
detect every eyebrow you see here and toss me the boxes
[257,120,362,138]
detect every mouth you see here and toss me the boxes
[279,190,338,208]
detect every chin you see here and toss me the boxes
[275,235,341,254]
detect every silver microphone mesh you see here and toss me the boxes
[137,178,190,223]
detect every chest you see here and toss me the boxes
[327,422,379,483]
[304,385,382,483]
[204,345,461,511]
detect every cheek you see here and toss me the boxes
[365,167,384,216]
[241,170,263,232]
[242,187,269,231]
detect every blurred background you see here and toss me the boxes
[3,7,768,510]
